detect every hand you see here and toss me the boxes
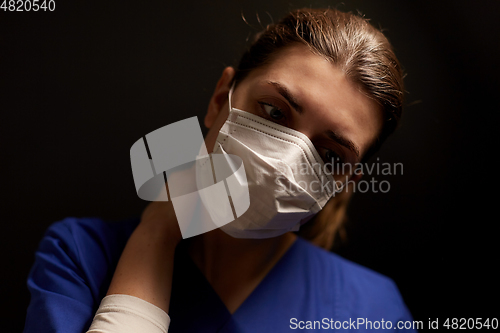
[139,159,203,246]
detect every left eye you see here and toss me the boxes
[317,148,344,173]
[260,103,284,120]
[324,150,342,165]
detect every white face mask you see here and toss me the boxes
[210,85,339,239]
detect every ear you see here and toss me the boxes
[350,171,363,183]
[341,170,363,192]
[204,67,236,129]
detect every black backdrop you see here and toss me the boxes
[2,0,499,331]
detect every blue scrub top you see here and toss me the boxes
[24,217,417,332]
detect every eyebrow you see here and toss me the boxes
[266,80,361,159]
[267,80,303,114]
[326,130,360,158]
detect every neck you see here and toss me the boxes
[187,228,297,285]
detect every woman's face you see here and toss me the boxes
[204,43,384,168]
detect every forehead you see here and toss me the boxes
[240,43,384,158]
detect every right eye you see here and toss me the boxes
[259,102,285,121]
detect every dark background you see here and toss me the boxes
[2,0,499,331]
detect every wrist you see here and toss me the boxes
[139,202,182,248]
[138,220,181,250]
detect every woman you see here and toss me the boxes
[24,8,415,332]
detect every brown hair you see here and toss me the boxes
[232,8,405,250]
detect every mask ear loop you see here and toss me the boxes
[228,81,235,112]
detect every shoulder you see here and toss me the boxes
[25,216,140,333]
[295,236,397,292]
[295,237,414,323]
[44,216,140,284]
[32,215,140,288]
[41,217,138,268]
[47,215,139,239]
[46,216,139,254]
